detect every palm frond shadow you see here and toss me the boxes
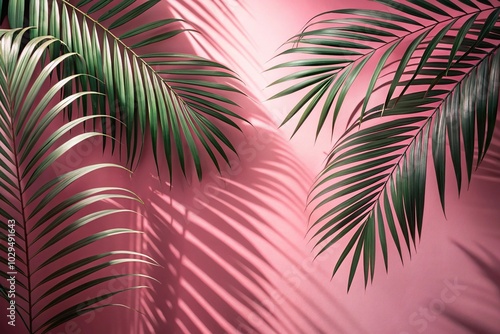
[112,6,365,329]
[124,99,363,333]
[441,242,500,334]
[166,0,265,96]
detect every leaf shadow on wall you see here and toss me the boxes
[432,116,500,334]
[127,109,361,333]
[126,2,366,332]
[166,0,266,97]
[442,243,500,334]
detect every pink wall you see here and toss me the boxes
[2,1,500,333]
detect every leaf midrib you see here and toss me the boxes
[8,73,32,333]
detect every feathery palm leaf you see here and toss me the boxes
[270,0,500,289]
[0,28,157,333]
[6,0,246,181]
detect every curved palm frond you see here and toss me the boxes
[0,28,157,333]
[270,0,500,289]
[6,0,247,181]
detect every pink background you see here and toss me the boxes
[1,0,500,333]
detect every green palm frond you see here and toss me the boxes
[6,0,246,181]
[0,28,157,333]
[270,0,500,289]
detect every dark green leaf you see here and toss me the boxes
[108,0,161,29]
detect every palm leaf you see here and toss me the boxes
[0,28,157,333]
[270,0,500,288]
[6,0,247,181]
